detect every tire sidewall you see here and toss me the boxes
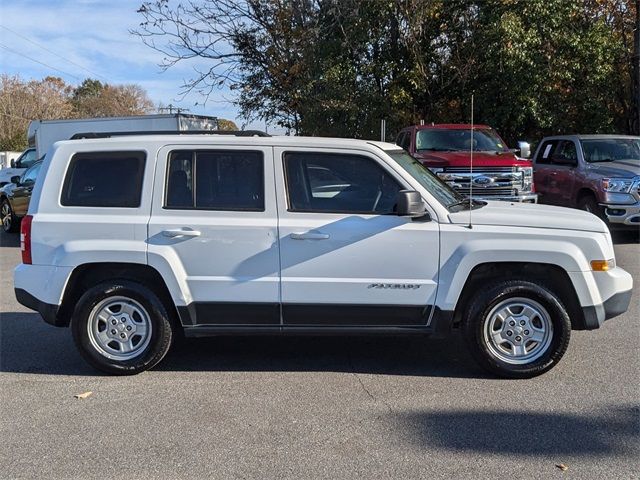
[1,199,16,233]
[464,281,571,378]
[72,280,173,375]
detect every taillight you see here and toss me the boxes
[20,215,33,264]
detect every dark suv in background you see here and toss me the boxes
[0,161,42,233]
[533,135,639,228]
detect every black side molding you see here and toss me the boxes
[14,288,64,327]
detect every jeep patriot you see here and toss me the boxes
[14,131,633,377]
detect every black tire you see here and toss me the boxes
[71,280,175,375]
[577,194,604,220]
[1,198,18,233]
[462,279,571,379]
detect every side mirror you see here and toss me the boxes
[517,141,531,159]
[396,190,429,218]
[10,159,16,168]
[10,175,21,185]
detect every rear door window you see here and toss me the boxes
[61,151,146,207]
[165,150,264,211]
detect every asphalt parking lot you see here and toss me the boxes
[0,229,638,480]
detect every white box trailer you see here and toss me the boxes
[28,114,219,159]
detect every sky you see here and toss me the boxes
[0,0,270,131]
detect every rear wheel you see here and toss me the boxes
[462,279,571,378]
[1,198,18,233]
[71,280,175,375]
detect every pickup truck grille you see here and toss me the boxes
[436,166,525,197]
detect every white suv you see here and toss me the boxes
[14,132,633,377]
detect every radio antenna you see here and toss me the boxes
[468,93,474,228]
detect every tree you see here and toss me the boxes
[0,75,73,150]
[217,118,238,130]
[0,75,156,150]
[72,79,154,118]
[135,0,639,140]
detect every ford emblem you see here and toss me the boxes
[472,175,493,187]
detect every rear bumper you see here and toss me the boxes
[14,288,63,326]
[581,289,633,330]
[14,263,73,327]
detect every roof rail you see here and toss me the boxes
[69,130,271,140]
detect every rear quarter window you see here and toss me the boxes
[61,151,146,207]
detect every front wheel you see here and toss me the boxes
[71,280,175,375]
[577,195,604,220]
[462,280,571,378]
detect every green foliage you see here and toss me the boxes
[73,78,104,99]
[136,0,638,141]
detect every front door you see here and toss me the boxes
[549,140,578,205]
[274,147,440,327]
[147,145,280,326]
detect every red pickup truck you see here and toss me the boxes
[395,124,537,202]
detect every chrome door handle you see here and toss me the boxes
[290,232,330,240]
[162,229,201,238]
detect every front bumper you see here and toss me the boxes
[581,289,633,330]
[600,201,640,226]
[571,265,634,329]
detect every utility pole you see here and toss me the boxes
[158,104,189,115]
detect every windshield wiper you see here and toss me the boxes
[447,198,487,210]
[589,158,615,162]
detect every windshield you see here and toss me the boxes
[17,149,38,169]
[388,150,467,209]
[581,138,640,163]
[416,128,508,153]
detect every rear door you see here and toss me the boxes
[274,147,440,327]
[147,145,280,326]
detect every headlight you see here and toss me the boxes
[602,178,633,193]
[516,166,533,192]
[429,167,444,174]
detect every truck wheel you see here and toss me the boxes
[71,280,175,375]
[1,199,18,233]
[462,280,571,378]
[578,195,604,220]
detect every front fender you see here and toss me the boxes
[438,236,591,312]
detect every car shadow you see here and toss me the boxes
[390,407,639,457]
[0,230,19,248]
[0,311,485,378]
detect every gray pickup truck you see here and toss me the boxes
[532,135,640,227]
